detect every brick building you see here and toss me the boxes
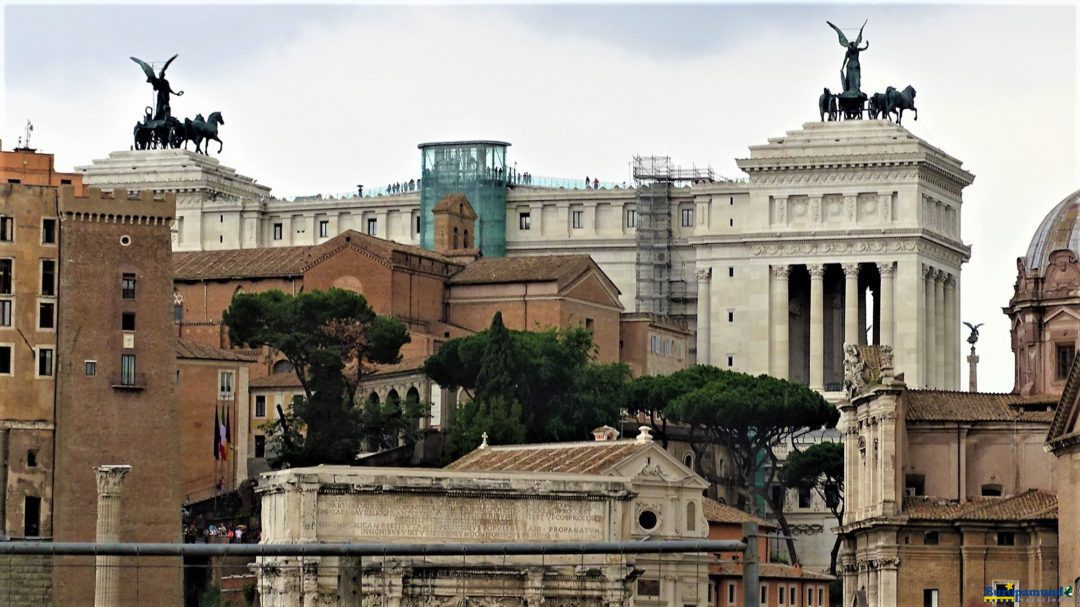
[0,143,84,195]
[704,499,832,607]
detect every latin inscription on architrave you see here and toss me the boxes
[316,493,608,542]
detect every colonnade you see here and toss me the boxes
[923,264,958,390]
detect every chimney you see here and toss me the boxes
[591,425,620,442]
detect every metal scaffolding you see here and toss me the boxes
[632,156,716,316]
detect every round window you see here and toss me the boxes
[638,510,658,531]
[120,235,132,247]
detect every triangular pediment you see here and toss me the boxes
[611,441,708,489]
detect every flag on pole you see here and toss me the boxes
[219,403,228,461]
[213,403,221,461]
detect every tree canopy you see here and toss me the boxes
[782,440,845,574]
[426,315,628,458]
[627,365,839,565]
[224,288,414,466]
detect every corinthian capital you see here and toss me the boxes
[94,465,132,497]
[770,264,790,278]
[807,264,826,279]
[696,267,712,281]
[842,263,860,277]
[876,261,895,277]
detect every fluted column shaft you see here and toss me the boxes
[696,268,712,366]
[944,275,957,389]
[770,265,790,378]
[95,465,131,607]
[843,264,860,347]
[809,264,825,391]
[935,272,946,388]
[924,266,937,388]
[878,262,895,347]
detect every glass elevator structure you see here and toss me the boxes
[419,140,510,257]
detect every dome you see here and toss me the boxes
[1025,189,1080,273]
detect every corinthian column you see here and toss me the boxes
[696,267,712,366]
[843,263,860,347]
[770,265,790,378]
[95,465,132,607]
[877,262,895,347]
[935,271,946,388]
[944,274,957,389]
[809,264,825,391]
[924,265,937,388]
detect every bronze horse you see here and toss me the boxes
[185,112,225,154]
[818,88,838,122]
[885,85,918,125]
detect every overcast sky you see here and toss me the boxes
[3,2,1078,392]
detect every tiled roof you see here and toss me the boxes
[702,498,775,529]
[174,246,310,280]
[903,390,1056,423]
[903,489,1057,522]
[173,231,458,281]
[446,440,653,475]
[711,562,835,582]
[176,339,258,362]
[433,193,477,218]
[250,373,302,389]
[448,255,596,287]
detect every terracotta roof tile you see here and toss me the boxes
[904,390,1056,423]
[448,255,595,287]
[446,440,652,475]
[702,498,775,529]
[903,489,1057,522]
[176,339,258,362]
[250,373,303,389]
[173,231,459,281]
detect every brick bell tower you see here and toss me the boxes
[432,193,480,262]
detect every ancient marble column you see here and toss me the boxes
[770,265,790,379]
[877,262,895,347]
[809,264,825,391]
[944,274,957,389]
[934,271,947,388]
[696,267,712,366]
[924,266,937,388]
[94,465,131,607]
[843,263,860,347]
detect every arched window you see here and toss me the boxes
[272,360,294,375]
[366,392,380,405]
[406,387,420,403]
[682,451,695,470]
[463,230,470,248]
[686,501,697,532]
[453,227,459,248]
[386,389,400,405]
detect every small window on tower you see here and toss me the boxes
[121,312,136,332]
[121,273,136,299]
[42,219,56,244]
[519,212,531,230]
[0,217,11,242]
[366,218,377,236]
[26,450,37,468]
[272,223,283,241]
[319,220,329,238]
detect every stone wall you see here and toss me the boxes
[0,554,53,606]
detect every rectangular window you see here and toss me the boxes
[728,583,736,605]
[23,496,40,537]
[41,219,56,244]
[572,209,583,229]
[255,395,267,418]
[681,207,694,227]
[650,335,658,354]
[219,214,224,223]
[121,312,136,332]
[366,218,377,236]
[818,588,823,606]
[273,223,283,240]
[808,587,814,606]
[121,273,136,299]
[85,360,96,376]
[219,371,235,399]
[1057,344,1075,379]
[923,531,939,545]
[38,301,54,330]
[779,584,785,604]
[798,486,812,508]
[637,579,660,596]
[997,532,1015,546]
[519,212,531,230]
[37,347,54,377]
[729,218,734,227]
[760,584,768,605]
[626,208,637,228]
[120,354,136,386]
[727,355,734,367]
[0,259,10,294]
[0,216,12,242]
[585,318,594,331]
[790,587,796,605]
[173,302,184,322]
[0,345,11,375]
[254,435,266,458]
[729,266,735,277]
[728,310,734,323]
[415,215,421,234]
[318,220,329,238]
[40,260,55,296]
[0,299,11,327]
[26,450,37,468]
[923,588,939,607]
[905,474,925,496]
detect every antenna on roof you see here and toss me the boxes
[15,120,35,152]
